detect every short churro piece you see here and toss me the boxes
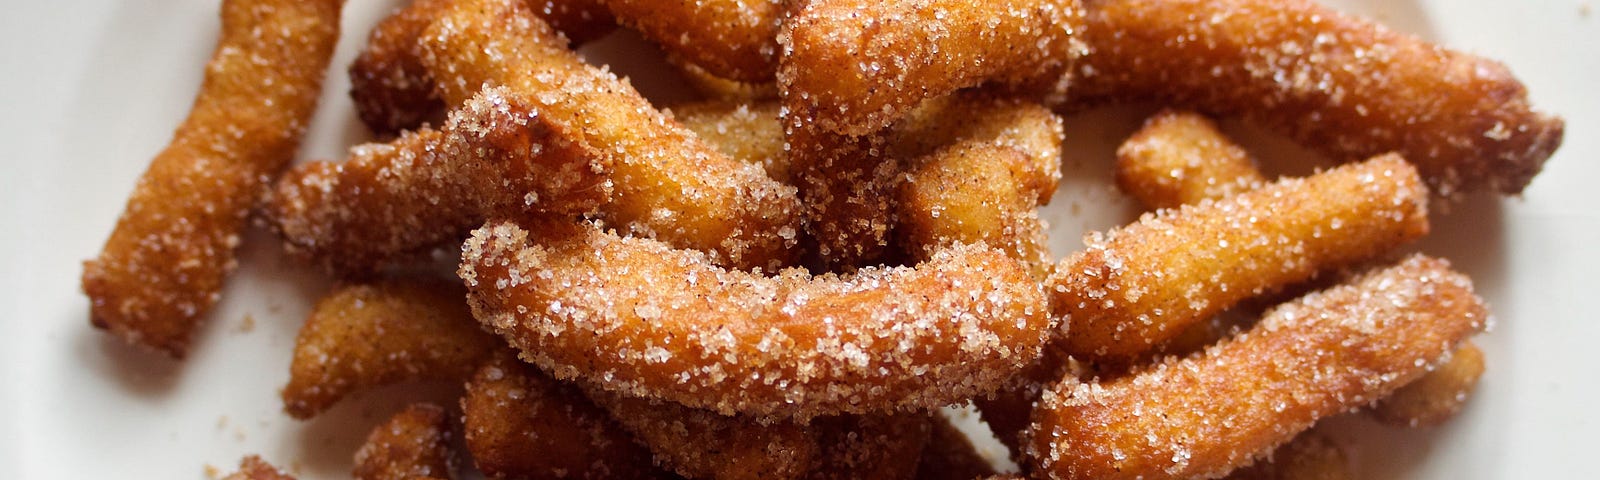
[806,414,931,480]
[1371,341,1486,427]
[914,414,998,480]
[460,220,1049,420]
[81,0,344,358]
[353,403,455,480]
[600,0,781,82]
[1051,154,1429,359]
[461,354,664,479]
[1072,0,1564,196]
[587,388,820,480]
[1026,255,1487,480]
[1115,110,1265,210]
[282,278,497,419]
[1224,430,1350,480]
[349,0,615,134]
[787,123,900,270]
[268,87,609,275]
[421,0,802,271]
[223,456,296,480]
[778,0,1085,135]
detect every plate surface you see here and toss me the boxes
[3,0,1597,477]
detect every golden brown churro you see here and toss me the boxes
[601,0,781,82]
[1115,110,1265,210]
[281,279,497,419]
[460,220,1049,420]
[778,0,1085,135]
[1072,0,1564,196]
[223,456,297,480]
[587,388,820,480]
[267,88,610,275]
[1026,255,1487,479]
[672,100,791,183]
[1051,154,1429,359]
[349,0,615,134]
[1224,430,1350,480]
[1371,341,1487,427]
[461,354,665,479]
[353,403,455,480]
[421,0,803,271]
[81,0,344,358]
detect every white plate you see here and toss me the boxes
[3,0,1597,478]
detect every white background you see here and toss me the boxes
[2,0,1597,477]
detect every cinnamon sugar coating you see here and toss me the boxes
[353,403,456,480]
[1115,110,1265,210]
[587,387,820,480]
[1371,341,1486,427]
[459,221,1049,420]
[81,0,344,358]
[223,456,297,480]
[1026,255,1487,479]
[600,0,781,82]
[1071,0,1564,197]
[806,414,931,480]
[1223,430,1350,480]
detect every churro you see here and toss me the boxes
[600,0,781,82]
[587,388,820,480]
[1115,110,1265,210]
[806,414,930,480]
[353,403,455,480]
[1372,341,1486,427]
[1223,430,1349,480]
[223,456,296,480]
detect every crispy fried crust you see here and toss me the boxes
[81,0,344,358]
[421,0,802,271]
[267,87,610,275]
[1072,0,1564,196]
[587,388,820,480]
[806,414,931,480]
[600,0,781,82]
[461,354,665,479]
[353,403,456,480]
[1371,341,1486,427]
[1223,430,1350,480]
[459,220,1049,420]
[1026,255,1487,480]
[1115,110,1265,210]
[282,278,497,419]
[914,414,998,480]
[349,0,615,134]
[672,100,791,184]
[673,61,780,102]
[787,123,900,271]
[1051,154,1429,359]
[223,456,297,480]
[778,0,1085,135]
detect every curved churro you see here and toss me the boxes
[1372,341,1486,427]
[601,0,781,82]
[353,403,455,480]
[460,220,1049,420]
[81,0,343,358]
[1072,0,1564,196]
[281,278,497,419]
[587,388,820,480]
[461,354,665,479]
[421,0,803,271]
[778,0,1085,135]
[1115,110,1265,210]
[223,456,297,480]
[349,0,615,134]
[1026,255,1487,480]
[268,87,610,275]
[1051,154,1429,359]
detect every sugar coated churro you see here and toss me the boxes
[353,403,455,480]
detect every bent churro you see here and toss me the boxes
[421,0,803,271]
[1072,0,1564,196]
[778,0,1085,135]
[268,87,609,275]
[353,403,455,480]
[1372,341,1486,427]
[587,388,820,480]
[1115,110,1265,210]
[1027,255,1487,479]
[460,220,1049,420]
[1051,154,1429,359]
[281,278,497,419]
[81,0,343,358]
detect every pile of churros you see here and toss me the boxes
[84,0,1560,478]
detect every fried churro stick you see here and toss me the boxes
[1072,0,1564,196]
[461,354,666,479]
[601,0,781,82]
[422,0,802,271]
[1051,154,1429,359]
[1115,110,1265,210]
[1371,340,1486,427]
[81,0,343,358]
[350,0,615,134]
[223,456,296,480]
[282,278,497,419]
[672,100,791,184]
[586,388,820,480]
[914,414,998,480]
[354,403,455,480]
[1224,430,1350,480]
[778,0,1085,135]
[460,220,1049,420]
[807,414,931,480]
[268,87,610,275]
[787,124,900,270]
[1027,255,1486,480]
